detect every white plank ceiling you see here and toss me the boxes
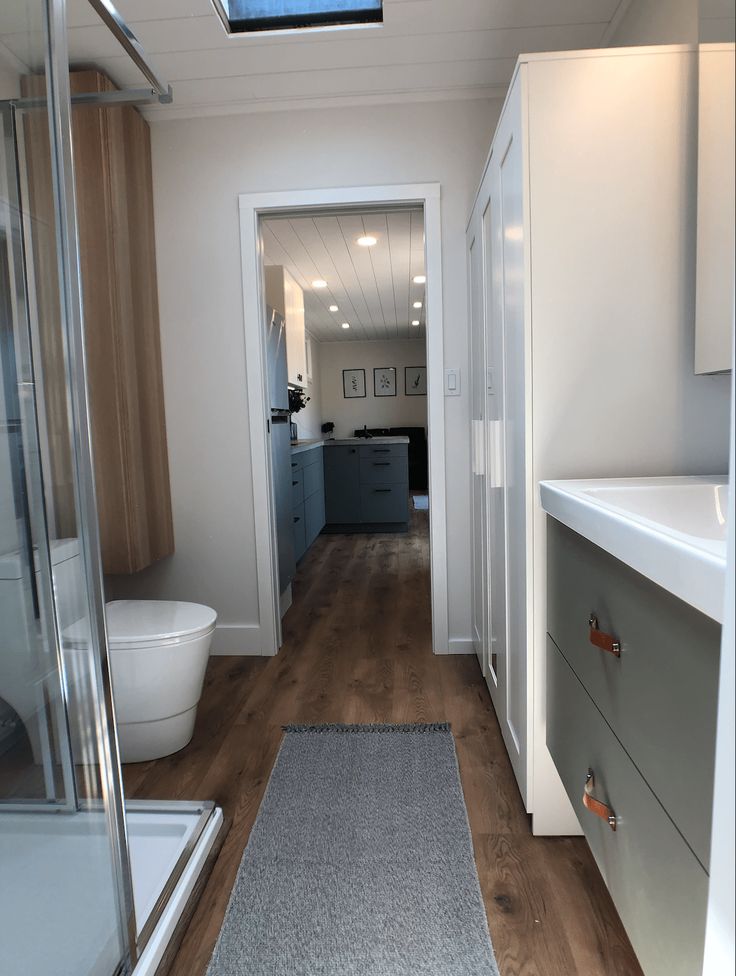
[2,0,627,119]
[263,208,426,341]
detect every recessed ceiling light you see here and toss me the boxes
[341,322,350,329]
[312,279,328,289]
[413,275,426,284]
[356,235,377,247]
[413,301,423,309]
[411,320,420,326]
[329,304,339,312]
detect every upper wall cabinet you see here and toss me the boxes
[694,43,735,374]
[22,69,174,574]
[265,265,307,388]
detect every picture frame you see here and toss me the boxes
[405,365,427,396]
[342,368,366,399]
[373,366,397,397]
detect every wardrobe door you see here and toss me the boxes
[468,221,488,675]
[489,74,530,806]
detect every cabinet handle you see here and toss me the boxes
[374,488,392,493]
[293,516,300,523]
[373,462,391,466]
[291,462,298,468]
[583,769,617,831]
[373,448,390,453]
[588,614,620,657]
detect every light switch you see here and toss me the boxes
[445,368,461,396]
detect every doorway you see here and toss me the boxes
[238,185,448,655]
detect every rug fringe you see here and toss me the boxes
[282,722,451,734]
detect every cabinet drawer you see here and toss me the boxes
[358,443,406,459]
[547,518,719,868]
[292,503,306,562]
[302,457,324,499]
[360,484,408,523]
[359,456,408,486]
[291,475,304,507]
[304,489,325,547]
[547,637,708,976]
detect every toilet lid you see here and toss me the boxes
[105,600,217,645]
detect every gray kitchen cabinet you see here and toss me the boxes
[324,446,361,523]
[324,440,409,530]
[291,445,325,562]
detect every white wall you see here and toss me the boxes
[107,97,502,653]
[608,0,697,46]
[318,338,427,438]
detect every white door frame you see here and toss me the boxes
[238,183,448,656]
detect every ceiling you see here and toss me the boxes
[1,0,628,119]
[263,208,426,342]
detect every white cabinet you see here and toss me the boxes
[695,43,735,375]
[467,45,730,835]
[265,265,307,388]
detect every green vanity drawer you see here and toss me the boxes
[547,637,708,976]
[547,518,720,869]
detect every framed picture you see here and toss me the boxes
[343,368,366,399]
[374,366,397,397]
[405,366,427,396]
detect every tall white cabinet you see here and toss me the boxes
[467,45,731,833]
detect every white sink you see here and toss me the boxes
[539,476,728,622]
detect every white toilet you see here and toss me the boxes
[104,600,217,763]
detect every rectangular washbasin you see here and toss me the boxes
[540,476,728,623]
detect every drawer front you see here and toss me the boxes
[291,474,304,507]
[323,447,360,523]
[304,489,325,547]
[359,455,408,486]
[290,455,303,475]
[302,457,324,499]
[358,443,406,460]
[547,518,719,868]
[547,637,708,976]
[292,503,306,562]
[360,484,408,523]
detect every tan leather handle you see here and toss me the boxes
[583,769,617,831]
[589,614,620,657]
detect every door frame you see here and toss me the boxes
[238,183,448,655]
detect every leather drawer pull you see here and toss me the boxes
[583,769,617,831]
[589,614,620,657]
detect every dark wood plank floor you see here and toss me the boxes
[123,503,643,976]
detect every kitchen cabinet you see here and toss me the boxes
[466,45,725,832]
[21,69,173,574]
[546,517,719,976]
[291,446,325,561]
[265,265,307,388]
[323,441,409,530]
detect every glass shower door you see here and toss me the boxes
[0,1,136,973]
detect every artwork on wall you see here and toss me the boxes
[374,366,397,397]
[342,368,366,398]
[405,366,427,396]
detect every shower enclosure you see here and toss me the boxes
[0,3,222,974]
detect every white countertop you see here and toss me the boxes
[324,436,410,446]
[290,439,324,455]
[540,476,728,623]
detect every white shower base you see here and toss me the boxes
[0,802,222,976]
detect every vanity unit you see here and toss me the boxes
[542,477,726,976]
[323,438,409,532]
[290,443,325,562]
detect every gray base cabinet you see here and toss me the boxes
[324,442,409,530]
[546,517,720,976]
[291,446,325,562]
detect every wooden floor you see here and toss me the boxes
[124,503,643,976]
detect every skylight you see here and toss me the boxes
[215,0,383,34]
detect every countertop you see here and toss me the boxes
[291,436,410,453]
[540,476,728,622]
[290,439,324,455]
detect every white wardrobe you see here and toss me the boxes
[467,45,731,833]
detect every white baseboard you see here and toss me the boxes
[210,623,273,656]
[444,637,475,655]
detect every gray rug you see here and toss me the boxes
[207,723,499,976]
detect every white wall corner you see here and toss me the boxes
[446,637,475,655]
[210,623,273,656]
